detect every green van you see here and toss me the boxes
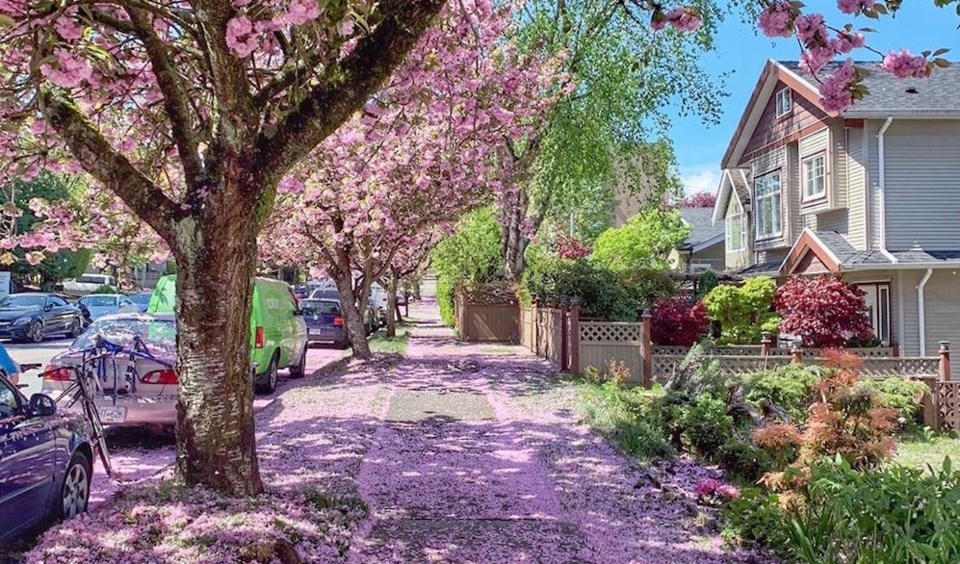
[148,275,308,394]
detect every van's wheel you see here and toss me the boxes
[59,452,92,520]
[256,354,279,394]
[289,346,306,379]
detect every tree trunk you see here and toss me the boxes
[172,178,263,496]
[503,204,528,281]
[333,271,371,359]
[385,275,398,338]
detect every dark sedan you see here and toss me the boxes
[0,374,94,545]
[0,294,85,343]
[301,299,349,349]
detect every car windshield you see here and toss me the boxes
[129,294,151,305]
[79,296,117,307]
[72,317,176,357]
[309,289,339,300]
[301,300,340,315]
[0,295,44,308]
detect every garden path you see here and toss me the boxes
[346,301,740,563]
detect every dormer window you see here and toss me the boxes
[775,88,792,117]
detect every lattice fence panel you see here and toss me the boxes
[652,354,794,381]
[857,357,940,379]
[936,381,960,431]
[580,322,643,343]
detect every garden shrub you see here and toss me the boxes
[523,257,639,320]
[590,208,690,273]
[859,377,929,427]
[576,380,673,461]
[617,268,677,310]
[774,275,873,347]
[702,277,779,344]
[651,295,708,347]
[721,486,788,548]
[718,441,774,483]
[783,457,960,563]
[743,364,821,422]
[696,269,719,299]
[677,394,734,458]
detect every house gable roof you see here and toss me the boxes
[721,60,826,169]
[712,168,750,224]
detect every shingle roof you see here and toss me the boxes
[678,208,724,250]
[813,231,858,263]
[739,261,782,277]
[780,60,960,116]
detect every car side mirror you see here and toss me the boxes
[43,303,53,311]
[29,393,56,416]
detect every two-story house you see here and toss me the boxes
[714,60,960,356]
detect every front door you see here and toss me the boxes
[858,283,891,346]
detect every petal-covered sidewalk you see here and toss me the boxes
[345,304,741,563]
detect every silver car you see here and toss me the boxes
[42,313,177,429]
[75,294,140,322]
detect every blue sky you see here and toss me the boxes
[672,2,959,196]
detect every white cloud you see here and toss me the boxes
[680,168,721,196]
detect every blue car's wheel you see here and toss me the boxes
[59,452,91,520]
[28,320,44,343]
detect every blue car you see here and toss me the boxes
[301,298,349,349]
[0,373,94,545]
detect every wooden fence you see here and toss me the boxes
[455,295,519,343]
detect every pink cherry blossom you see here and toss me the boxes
[831,30,866,54]
[39,49,93,89]
[225,16,258,58]
[795,13,828,46]
[799,45,835,74]
[837,0,876,15]
[880,49,931,79]
[666,8,701,32]
[819,58,857,113]
[758,1,795,38]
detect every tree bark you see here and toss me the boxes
[385,275,398,338]
[333,270,371,359]
[172,174,263,496]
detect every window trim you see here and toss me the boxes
[856,282,891,346]
[754,170,783,241]
[801,151,827,203]
[775,88,792,117]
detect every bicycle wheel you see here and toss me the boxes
[77,376,112,477]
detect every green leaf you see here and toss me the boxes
[933,48,951,57]
[934,58,951,68]
[0,14,14,27]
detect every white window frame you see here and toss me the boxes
[754,171,783,240]
[725,207,746,252]
[801,151,827,202]
[857,282,891,346]
[775,88,792,117]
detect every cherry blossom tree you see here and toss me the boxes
[261,0,559,356]
[0,0,447,494]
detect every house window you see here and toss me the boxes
[802,152,826,201]
[726,207,746,252]
[754,171,782,239]
[857,283,891,346]
[775,88,792,117]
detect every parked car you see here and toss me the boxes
[150,275,307,394]
[309,288,378,336]
[60,274,116,296]
[127,292,153,313]
[301,298,349,349]
[75,294,140,322]
[43,313,178,428]
[0,373,95,545]
[0,293,85,343]
[369,283,388,327]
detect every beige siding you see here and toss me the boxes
[786,142,801,244]
[920,270,960,356]
[846,127,867,248]
[756,247,788,266]
[882,120,960,251]
[866,120,882,249]
[816,209,848,234]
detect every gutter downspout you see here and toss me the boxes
[918,268,933,356]
[877,117,897,263]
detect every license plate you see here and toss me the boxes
[309,328,323,335]
[97,406,126,424]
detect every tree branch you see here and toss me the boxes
[125,7,204,187]
[254,0,446,183]
[40,89,178,241]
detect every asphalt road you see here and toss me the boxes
[3,337,73,397]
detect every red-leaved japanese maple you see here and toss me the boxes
[651,296,708,347]
[775,275,874,348]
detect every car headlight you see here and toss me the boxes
[13,317,32,325]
